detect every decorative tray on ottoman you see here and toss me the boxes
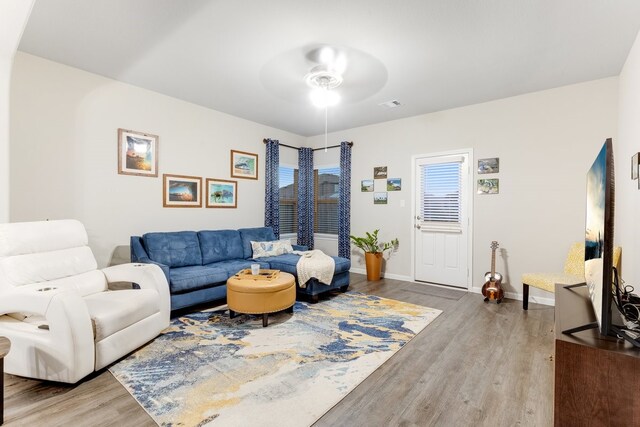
[235,269,280,281]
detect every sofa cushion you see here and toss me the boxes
[256,254,351,276]
[250,240,293,258]
[238,227,277,259]
[205,259,270,277]
[169,265,228,294]
[198,230,244,264]
[143,231,202,268]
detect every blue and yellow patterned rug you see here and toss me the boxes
[109,292,441,426]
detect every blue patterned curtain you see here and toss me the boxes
[297,147,314,249]
[338,141,352,258]
[264,139,280,238]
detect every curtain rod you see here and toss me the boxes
[262,139,353,151]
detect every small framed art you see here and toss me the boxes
[387,178,401,191]
[478,158,499,174]
[206,178,237,208]
[374,166,387,179]
[163,174,202,207]
[477,179,499,195]
[361,179,374,192]
[118,128,158,177]
[231,150,258,180]
[374,192,388,204]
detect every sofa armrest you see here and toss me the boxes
[101,263,170,323]
[292,245,308,251]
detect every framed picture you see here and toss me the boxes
[387,178,401,191]
[374,166,387,179]
[361,179,374,192]
[163,174,202,207]
[231,150,258,180]
[374,192,388,204]
[632,153,639,180]
[206,178,237,208]
[478,158,499,174]
[118,129,159,177]
[477,179,499,195]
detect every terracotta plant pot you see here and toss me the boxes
[365,252,383,281]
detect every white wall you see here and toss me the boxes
[308,78,618,304]
[10,53,305,267]
[0,1,34,223]
[616,31,640,285]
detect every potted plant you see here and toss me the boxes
[350,229,399,281]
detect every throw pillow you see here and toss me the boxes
[251,239,294,258]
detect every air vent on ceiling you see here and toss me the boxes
[379,100,402,109]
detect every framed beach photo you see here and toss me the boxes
[361,179,374,192]
[373,166,387,179]
[118,129,158,177]
[230,150,258,180]
[387,178,401,191]
[477,158,499,174]
[206,178,237,208]
[477,178,499,195]
[163,174,202,207]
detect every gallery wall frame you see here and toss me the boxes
[231,150,258,180]
[117,128,159,177]
[387,178,401,191]
[477,157,499,174]
[374,166,388,179]
[477,178,499,195]
[206,178,238,208]
[163,174,202,207]
[361,179,374,192]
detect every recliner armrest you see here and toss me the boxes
[101,263,170,323]
[0,287,95,382]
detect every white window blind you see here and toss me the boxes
[420,162,462,227]
[279,166,297,234]
[315,166,340,235]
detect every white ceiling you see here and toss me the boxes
[18,0,640,137]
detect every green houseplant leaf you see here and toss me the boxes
[350,229,399,254]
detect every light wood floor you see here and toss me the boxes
[3,274,555,426]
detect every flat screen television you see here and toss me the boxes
[584,138,614,336]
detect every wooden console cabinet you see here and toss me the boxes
[554,285,640,426]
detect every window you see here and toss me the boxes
[279,166,297,234]
[278,165,340,236]
[315,166,340,235]
[420,161,461,227]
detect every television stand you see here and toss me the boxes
[554,284,640,426]
[560,282,599,335]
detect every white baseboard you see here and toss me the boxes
[349,268,413,282]
[469,286,555,306]
[350,268,556,307]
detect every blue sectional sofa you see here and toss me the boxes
[130,227,351,311]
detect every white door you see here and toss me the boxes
[413,152,471,288]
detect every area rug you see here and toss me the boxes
[109,292,441,427]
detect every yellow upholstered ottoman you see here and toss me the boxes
[227,271,295,327]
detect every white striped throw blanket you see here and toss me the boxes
[294,250,335,288]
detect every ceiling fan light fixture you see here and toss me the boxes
[310,87,340,108]
[304,65,343,90]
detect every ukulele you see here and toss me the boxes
[482,241,504,303]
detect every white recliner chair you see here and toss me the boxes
[0,219,170,383]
